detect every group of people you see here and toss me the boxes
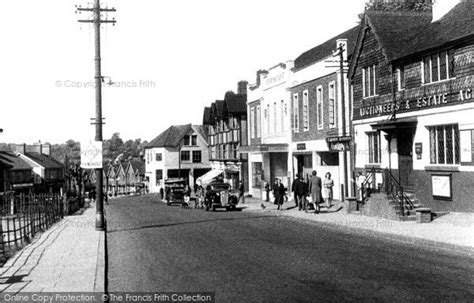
[263,171,334,213]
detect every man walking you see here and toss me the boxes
[308,170,322,214]
[293,174,308,211]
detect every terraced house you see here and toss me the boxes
[349,0,474,214]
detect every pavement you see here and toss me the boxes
[0,200,105,293]
[240,196,474,254]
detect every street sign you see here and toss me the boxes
[81,140,103,169]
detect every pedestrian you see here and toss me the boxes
[323,172,334,209]
[273,178,285,210]
[183,185,191,208]
[356,172,367,202]
[264,182,270,202]
[238,181,245,204]
[308,170,322,214]
[159,187,164,200]
[291,177,298,207]
[293,174,308,211]
[195,184,204,208]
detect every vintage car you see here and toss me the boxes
[204,181,239,211]
[164,178,186,206]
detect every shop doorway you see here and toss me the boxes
[397,128,415,192]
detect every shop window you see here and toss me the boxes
[363,64,378,98]
[303,90,309,131]
[429,124,460,165]
[192,151,201,163]
[368,131,381,164]
[180,150,190,162]
[155,153,162,162]
[328,82,336,128]
[317,86,323,130]
[293,93,299,133]
[423,50,455,84]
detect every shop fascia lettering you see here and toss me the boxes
[359,88,472,118]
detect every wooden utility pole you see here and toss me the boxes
[77,0,116,231]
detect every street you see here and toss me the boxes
[106,195,474,302]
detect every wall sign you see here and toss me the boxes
[297,143,306,151]
[431,174,452,200]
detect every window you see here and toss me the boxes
[192,151,202,163]
[250,107,255,139]
[317,86,323,130]
[423,50,455,84]
[429,124,460,165]
[280,100,285,133]
[302,91,309,131]
[368,131,381,164]
[252,162,263,188]
[266,104,270,135]
[256,105,261,138]
[180,150,190,162]
[155,153,162,162]
[183,135,190,146]
[397,66,405,91]
[191,135,197,146]
[328,82,336,128]
[273,102,277,134]
[363,64,377,97]
[292,93,299,133]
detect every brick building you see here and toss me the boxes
[201,82,248,190]
[349,0,474,212]
[289,26,359,200]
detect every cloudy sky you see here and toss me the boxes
[0,0,367,144]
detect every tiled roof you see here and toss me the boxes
[25,152,64,169]
[293,25,360,71]
[394,0,474,60]
[192,125,208,144]
[146,124,193,148]
[202,107,211,125]
[225,93,247,115]
[215,100,226,119]
[0,151,31,171]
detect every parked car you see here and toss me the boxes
[164,178,186,206]
[204,181,239,211]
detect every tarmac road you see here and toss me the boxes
[106,195,474,302]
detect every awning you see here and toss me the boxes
[371,117,417,131]
[196,169,223,185]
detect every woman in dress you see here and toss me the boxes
[273,178,285,210]
[323,172,334,209]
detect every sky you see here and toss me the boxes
[0,0,367,145]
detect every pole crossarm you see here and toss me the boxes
[78,20,117,24]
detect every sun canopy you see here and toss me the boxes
[196,169,223,186]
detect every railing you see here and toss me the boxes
[0,192,64,262]
[383,168,415,216]
[360,167,379,203]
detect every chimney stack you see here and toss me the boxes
[237,81,248,95]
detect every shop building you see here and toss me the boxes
[145,124,210,193]
[240,63,293,198]
[289,26,359,200]
[201,82,248,190]
[349,0,474,212]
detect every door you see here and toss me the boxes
[397,129,415,192]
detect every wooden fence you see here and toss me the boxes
[0,192,64,261]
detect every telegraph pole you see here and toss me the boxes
[335,43,349,198]
[77,0,116,231]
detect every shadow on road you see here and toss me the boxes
[107,214,280,234]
